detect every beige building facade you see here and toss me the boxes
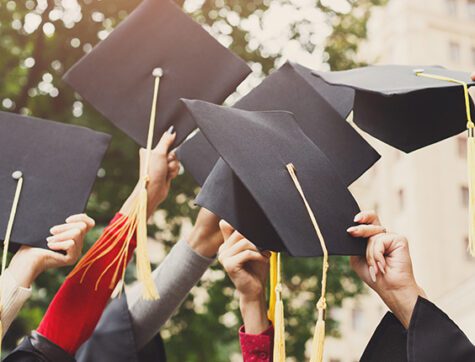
[324,1,475,361]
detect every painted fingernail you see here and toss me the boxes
[47,236,55,243]
[167,125,175,134]
[347,226,357,233]
[369,265,377,283]
[354,213,362,222]
[377,262,386,275]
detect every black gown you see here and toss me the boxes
[3,296,166,362]
[361,297,475,362]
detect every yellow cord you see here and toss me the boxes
[415,71,475,256]
[286,164,329,362]
[268,252,278,323]
[272,252,286,362]
[0,171,24,355]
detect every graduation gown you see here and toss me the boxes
[4,296,166,362]
[361,297,475,362]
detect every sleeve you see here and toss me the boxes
[407,297,475,362]
[36,213,137,356]
[360,312,408,362]
[239,324,274,362]
[126,239,214,349]
[0,269,32,337]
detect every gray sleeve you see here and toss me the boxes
[126,239,214,349]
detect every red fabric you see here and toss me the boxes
[37,213,136,355]
[239,324,274,362]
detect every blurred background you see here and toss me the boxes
[1,0,475,361]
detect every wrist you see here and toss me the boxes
[9,249,43,288]
[239,292,269,334]
[187,210,223,258]
[380,283,420,329]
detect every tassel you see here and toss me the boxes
[135,185,159,300]
[415,70,475,256]
[272,252,286,362]
[67,68,164,299]
[0,171,24,356]
[268,252,278,323]
[286,164,329,362]
[468,128,475,256]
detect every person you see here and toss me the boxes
[1,214,94,337]
[220,210,475,361]
[4,130,179,361]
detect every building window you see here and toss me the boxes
[458,136,467,158]
[449,41,461,63]
[446,0,457,15]
[351,307,364,331]
[462,185,469,208]
[468,0,475,17]
[398,189,405,211]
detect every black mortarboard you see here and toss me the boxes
[177,62,379,186]
[0,111,110,250]
[184,100,365,361]
[312,65,475,152]
[63,0,251,148]
[183,100,365,257]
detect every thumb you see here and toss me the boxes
[219,220,235,241]
[155,127,177,155]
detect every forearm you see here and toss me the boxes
[186,208,223,258]
[127,239,214,349]
[0,269,32,337]
[239,293,269,335]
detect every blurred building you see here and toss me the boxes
[323,0,475,361]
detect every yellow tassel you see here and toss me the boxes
[286,164,329,362]
[273,288,286,362]
[272,252,286,362]
[310,301,326,362]
[268,252,277,323]
[136,186,159,300]
[67,69,164,300]
[468,130,475,256]
[415,70,475,256]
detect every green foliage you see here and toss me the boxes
[0,0,386,360]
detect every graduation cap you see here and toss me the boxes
[313,65,475,256]
[312,65,475,152]
[182,99,366,362]
[63,0,251,148]
[177,62,379,186]
[0,111,110,252]
[63,0,250,300]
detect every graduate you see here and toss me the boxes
[219,210,475,362]
[4,130,179,361]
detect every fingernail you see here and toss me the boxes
[369,265,377,283]
[377,262,386,275]
[47,236,55,243]
[262,251,272,258]
[167,125,175,134]
[354,213,362,222]
[347,226,357,233]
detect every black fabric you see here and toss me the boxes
[313,65,475,152]
[4,297,166,362]
[407,297,475,362]
[177,62,380,187]
[0,111,110,250]
[4,332,75,362]
[185,100,365,256]
[360,312,408,362]
[76,295,166,362]
[63,0,251,148]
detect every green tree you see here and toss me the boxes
[0,0,386,359]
